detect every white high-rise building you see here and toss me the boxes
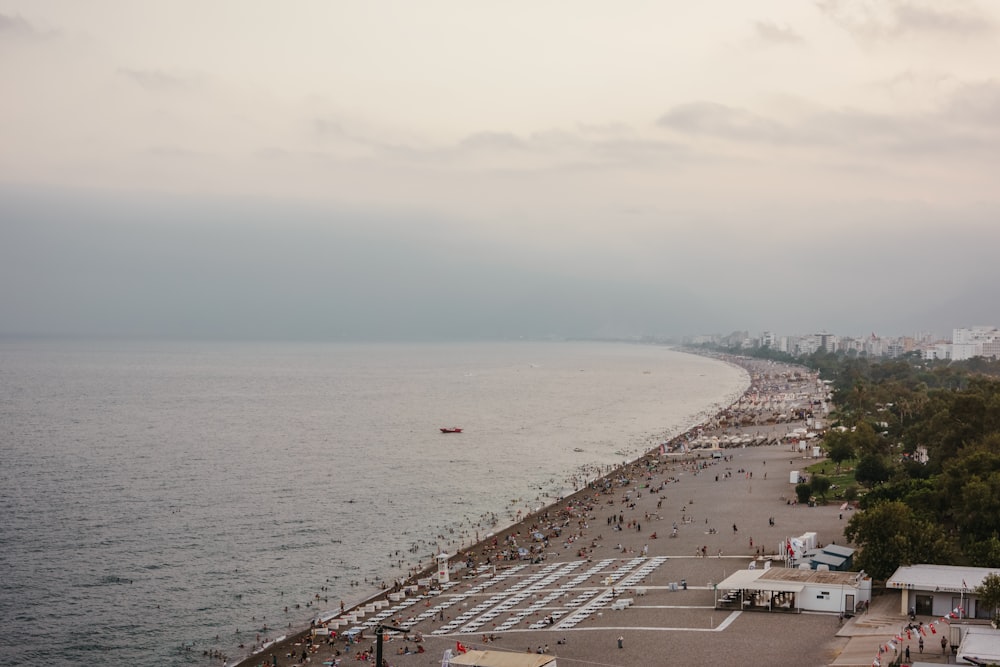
[951,326,1000,360]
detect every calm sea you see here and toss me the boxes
[0,340,747,666]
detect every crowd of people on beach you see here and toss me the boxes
[220,357,830,666]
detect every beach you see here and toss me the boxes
[233,356,920,667]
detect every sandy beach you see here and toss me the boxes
[233,356,921,667]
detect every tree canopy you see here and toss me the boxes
[974,572,1000,625]
[844,501,955,580]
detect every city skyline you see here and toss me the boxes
[688,324,1000,361]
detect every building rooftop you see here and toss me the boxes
[886,564,997,593]
[761,567,865,586]
[821,544,855,558]
[717,565,867,592]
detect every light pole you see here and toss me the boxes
[374,623,407,667]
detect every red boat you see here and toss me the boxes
[440,427,463,433]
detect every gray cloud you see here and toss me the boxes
[418,128,689,172]
[117,67,194,91]
[894,2,993,36]
[144,145,204,159]
[255,147,290,160]
[459,131,527,152]
[657,102,789,143]
[817,0,994,40]
[313,118,347,138]
[2,184,995,341]
[0,186,698,340]
[589,137,689,167]
[0,12,43,39]
[753,21,804,44]
[943,80,1000,126]
[656,88,1000,160]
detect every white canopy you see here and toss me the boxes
[715,569,804,593]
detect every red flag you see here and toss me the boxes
[456,641,468,654]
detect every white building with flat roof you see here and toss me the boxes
[715,565,871,615]
[886,564,999,619]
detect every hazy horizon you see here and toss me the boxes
[3,2,999,341]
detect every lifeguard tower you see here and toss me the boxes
[436,552,450,584]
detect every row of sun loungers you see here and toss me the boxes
[415,556,669,635]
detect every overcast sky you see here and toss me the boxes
[2,1,998,341]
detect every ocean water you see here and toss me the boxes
[0,340,747,666]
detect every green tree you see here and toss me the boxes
[974,572,1000,626]
[795,483,812,504]
[852,421,889,459]
[825,430,855,468]
[859,478,941,520]
[967,534,1000,568]
[855,454,892,488]
[844,501,955,581]
[810,475,832,503]
[938,436,1000,544]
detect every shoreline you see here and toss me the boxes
[233,351,823,667]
